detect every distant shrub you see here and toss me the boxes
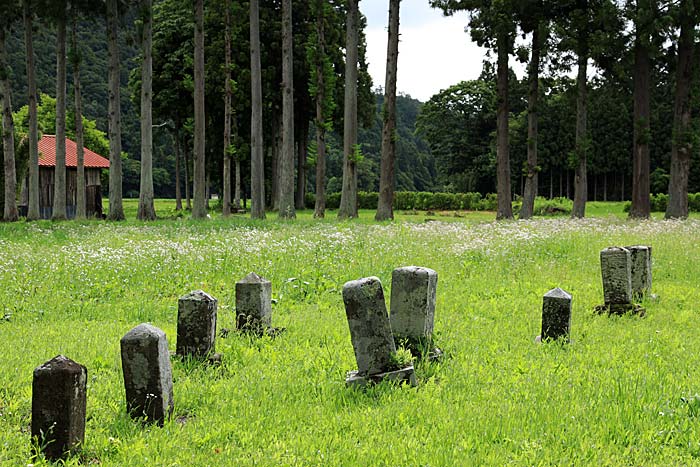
[358,192,378,209]
[305,193,315,209]
[306,191,587,215]
[478,193,498,211]
[621,193,700,213]
[688,193,700,212]
[652,193,669,212]
[327,192,341,209]
[533,197,572,216]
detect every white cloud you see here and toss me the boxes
[366,9,488,102]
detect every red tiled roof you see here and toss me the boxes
[38,135,110,169]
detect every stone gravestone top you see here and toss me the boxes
[120,323,174,425]
[177,290,217,358]
[343,277,417,387]
[236,272,272,333]
[31,355,87,460]
[600,247,633,305]
[389,266,440,357]
[540,288,572,342]
[626,245,652,298]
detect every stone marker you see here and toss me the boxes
[540,288,572,342]
[236,272,272,333]
[31,355,87,460]
[598,247,644,315]
[177,290,217,358]
[601,247,633,305]
[120,323,174,425]
[389,266,441,358]
[343,276,417,388]
[626,245,652,299]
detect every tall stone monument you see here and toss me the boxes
[343,277,417,388]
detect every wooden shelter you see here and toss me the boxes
[20,135,110,219]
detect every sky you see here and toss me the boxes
[362,2,488,103]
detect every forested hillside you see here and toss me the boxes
[6,13,141,158]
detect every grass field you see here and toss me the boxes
[2,201,700,465]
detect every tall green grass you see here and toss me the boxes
[1,206,700,465]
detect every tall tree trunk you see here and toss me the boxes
[24,0,39,220]
[234,152,241,210]
[295,120,308,210]
[106,0,124,220]
[629,25,651,218]
[376,0,401,221]
[137,0,155,220]
[666,1,694,219]
[571,46,588,218]
[495,29,512,220]
[0,27,18,222]
[222,0,232,218]
[249,0,265,219]
[313,0,327,218]
[174,128,182,211]
[338,0,359,219]
[603,173,607,201]
[72,16,86,220]
[278,0,296,218]
[52,9,67,221]
[184,141,191,209]
[192,0,206,219]
[520,24,542,220]
[270,115,282,210]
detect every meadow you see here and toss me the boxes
[1,200,700,465]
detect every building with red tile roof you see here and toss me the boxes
[20,136,109,219]
[38,135,110,169]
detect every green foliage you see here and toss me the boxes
[622,193,697,213]
[307,191,506,212]
[13,93,109,157]
[416,80,497,193]
[514,196,572,216]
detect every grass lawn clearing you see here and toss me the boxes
[1,203,700,465]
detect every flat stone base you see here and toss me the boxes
[345,365,417,388]
[595,303,646,317]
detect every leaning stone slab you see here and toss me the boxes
[390,266,441,359]
[120,323,174,425]
[236,272,272,333]
[343,277,417,388]
[177,290,217,358]
[31,355,87,460]
[540,288,572,342]
[626,245,652,299]
[601,247,633,305]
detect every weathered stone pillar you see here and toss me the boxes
[389,266,440,357]
[540,288,572,342]
[626,245,652,299]
[120,323,174,425]
[31,355,87,460]
[177,290,217,358]
[599,247,644,315]
[343,276,417,388]
[235,272,272,333]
